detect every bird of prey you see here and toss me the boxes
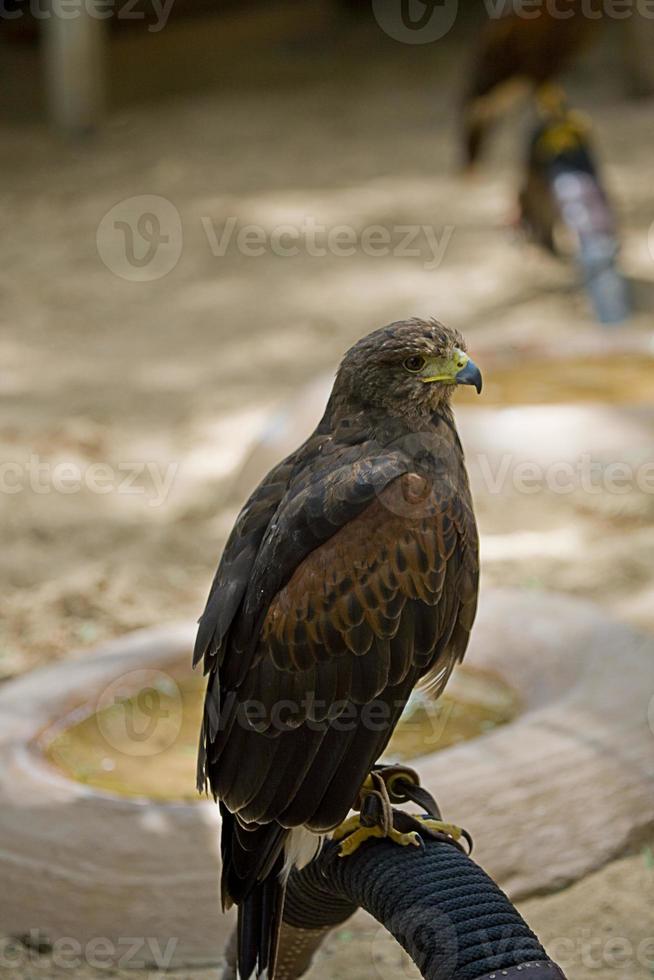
[461,0,598,168]
[518,94,630,323]
[194,318,481,979]
[519,94,600,255]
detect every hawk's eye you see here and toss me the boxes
[403,355,426,373]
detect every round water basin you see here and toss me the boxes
[1,590,653,967]
[41,664,519,802]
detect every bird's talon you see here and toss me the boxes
[336,824,384,856]
[331,814,362,842]
[413,816,463,841]
[388,828,421,848]
[334,819,422,856]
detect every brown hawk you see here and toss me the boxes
[194,318,481,978]
[462,0,598,168]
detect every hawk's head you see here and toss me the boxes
[334,318,482,419]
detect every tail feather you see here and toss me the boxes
[220,804,288,979]
[237,868,285,980]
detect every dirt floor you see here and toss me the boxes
[1,9,653,978]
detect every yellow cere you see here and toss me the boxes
[420,349,469,384]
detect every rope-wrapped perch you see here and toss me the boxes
[222,831,566,980]
[222,767,566,980]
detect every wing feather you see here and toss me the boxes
[198,419,478,835]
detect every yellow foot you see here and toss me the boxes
[332,814,465,857]
[334,819,421,857]
[331,814,362,842]
[331,766,469,857]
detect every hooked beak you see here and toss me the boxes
[455,357,483,394]
[419,348,483,394]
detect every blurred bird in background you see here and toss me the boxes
[518,89,631,324]
[194,319,481,980]
[460,1,630,324]
[461,0,598,169]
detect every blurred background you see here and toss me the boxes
[1,1,654,977]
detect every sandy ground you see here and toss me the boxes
[1,844,653,979]
[1,10,654,978]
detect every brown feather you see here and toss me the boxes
[195,318,480,941]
